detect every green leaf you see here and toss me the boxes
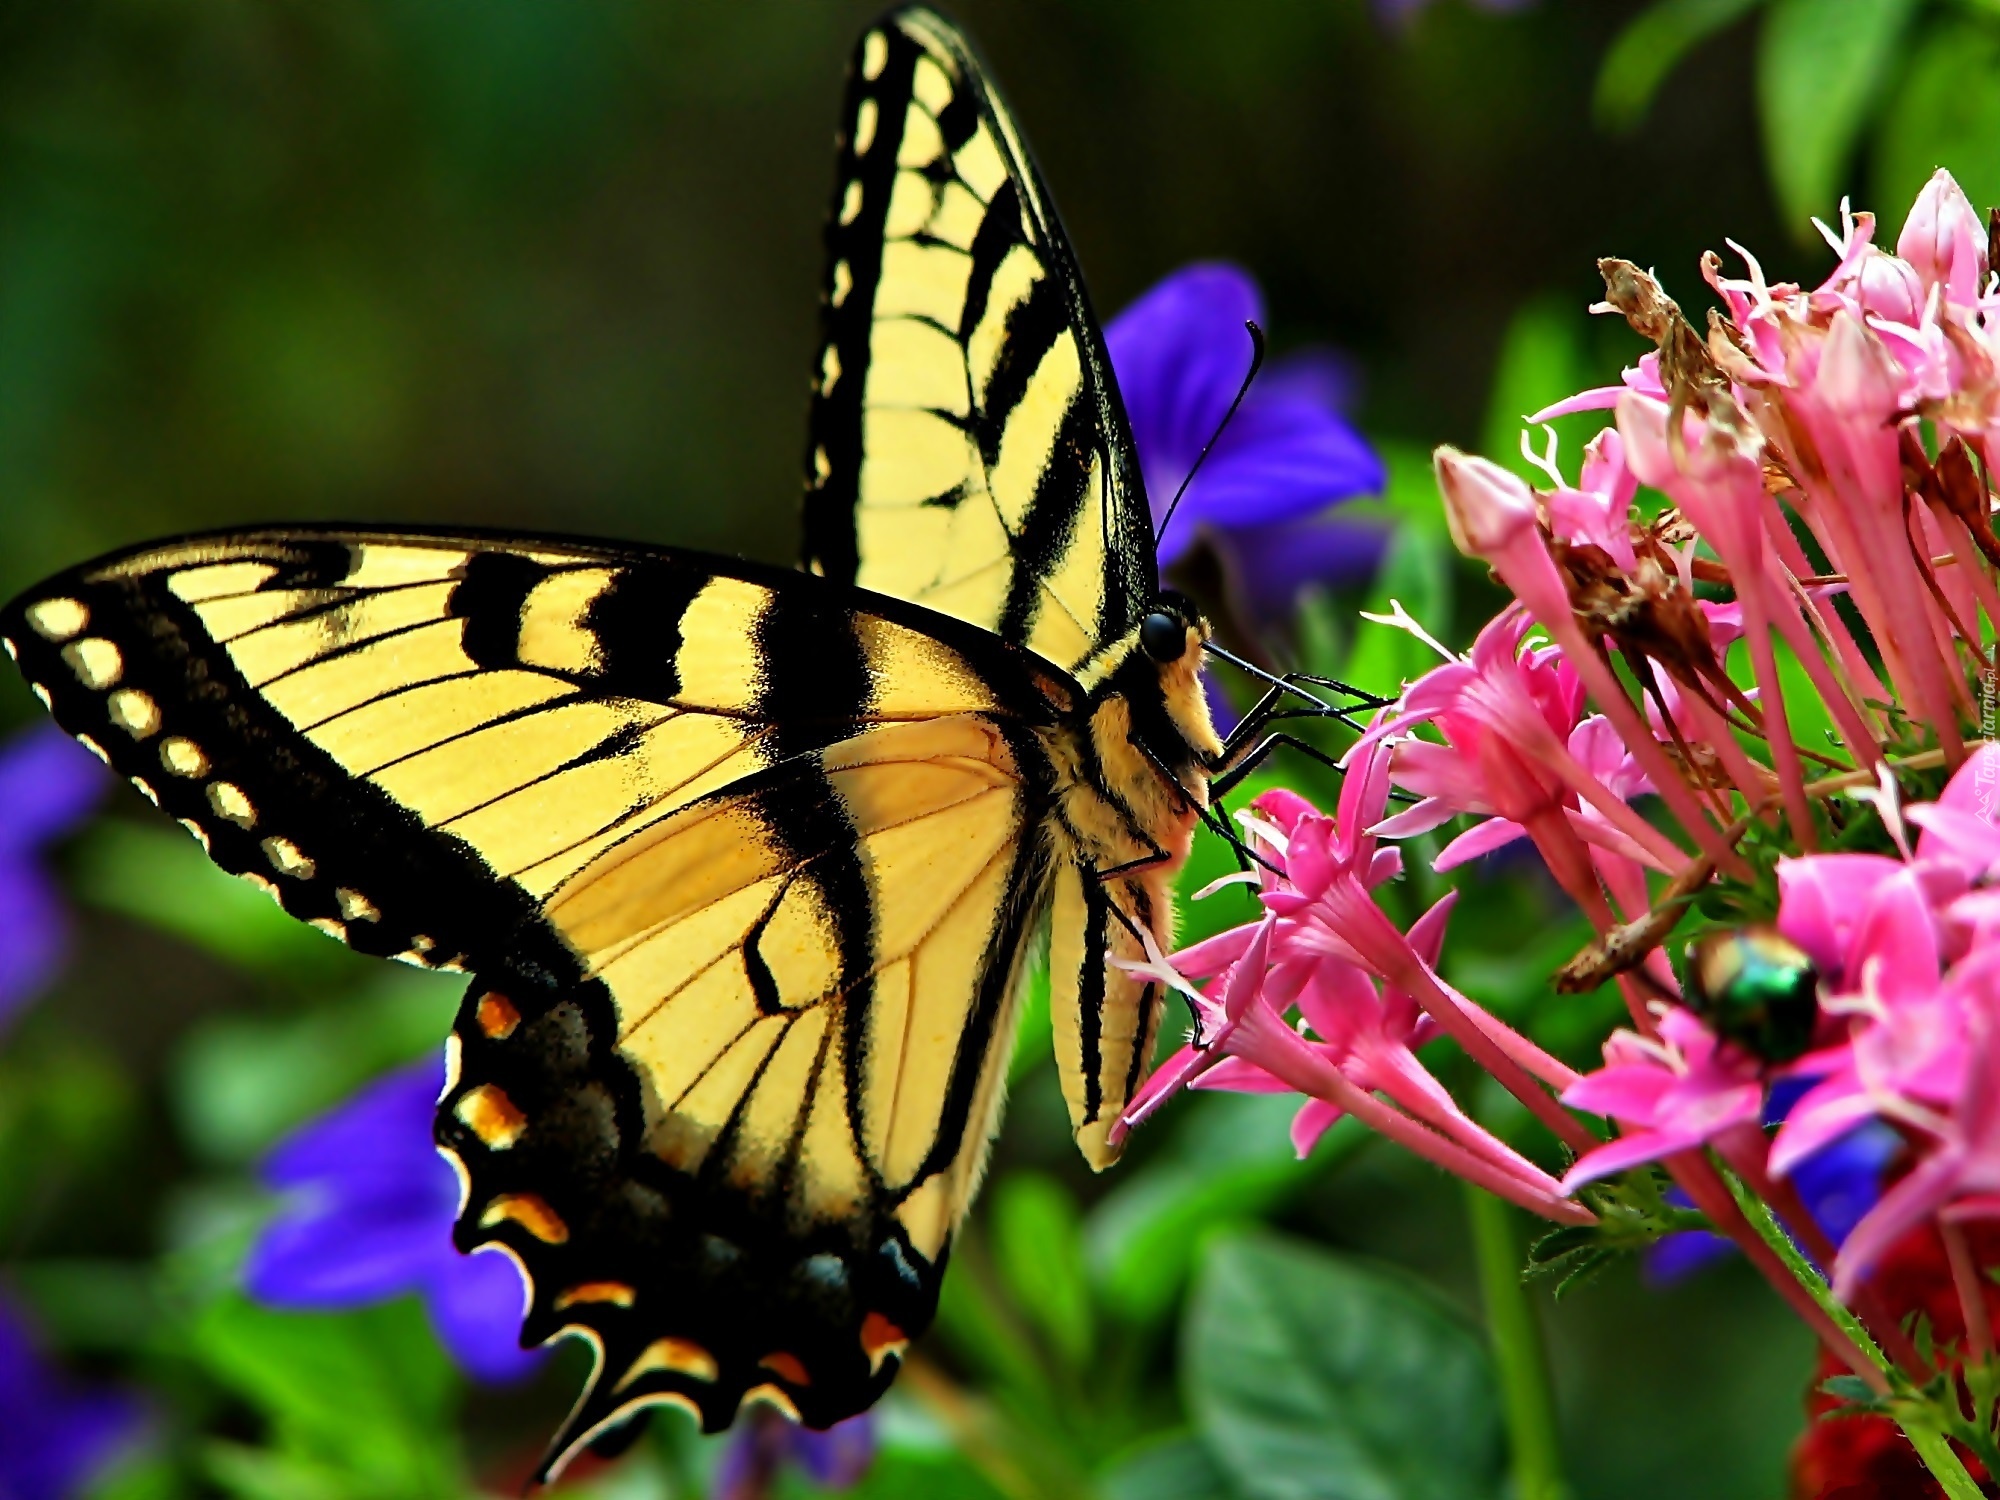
[1008,943,1054,1086]
[1758,0,1919,231]
[166,969,459,1165]
[1875,18,2000,230]
[1087,1094,1362,1327]
[189,1295,463,1499]
[1185,1232,1503,1500]
[991,1172,1095,1368]
[69,821,366,986]
[1100,1433,1245,1500]
[1480,299,1604,484]
[839,1446,1011,1500]
[1597,0,1766,131]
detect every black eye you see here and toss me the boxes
[1140,611,1185,663]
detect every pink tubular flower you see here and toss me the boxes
[1830,961,2000,1300]
[1559,1008,1766,1192]
[1118,745,1592,1223]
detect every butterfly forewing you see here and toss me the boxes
[802,7,1156,680]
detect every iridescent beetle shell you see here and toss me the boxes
[1682,926,1820,1064]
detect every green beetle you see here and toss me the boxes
[1682,926,1821,1064]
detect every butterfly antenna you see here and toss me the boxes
[1153,320,1266,550]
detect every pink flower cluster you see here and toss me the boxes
[1118,739,1592,1223]
[1127,173,2000,1422]
[1565,745,2000,1298]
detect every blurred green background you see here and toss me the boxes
[3,0,1988,1496]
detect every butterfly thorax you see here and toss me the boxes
[1041,598,1222,915]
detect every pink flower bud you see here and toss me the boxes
[1435,447,1537,561]
[1897,168,1987,308]
[1855,249,1924,326]
[1812,310,1905,419]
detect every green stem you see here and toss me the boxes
[1464,1182,1568,1500]
[1717,1164,1987,1500]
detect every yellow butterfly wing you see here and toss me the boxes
[802,6,1156,679]
[1,525,1072,1465]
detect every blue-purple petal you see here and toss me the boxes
[1107,262,1265,486]
[422,1249,541,1383]
[1169,397,1384,535]
[260,1059,445,1191]
[244,1186,459,1306]
[1212,513,1392,625]
[0,723,110,859]
[1646,1101,1899,1285]
[1105,263,1382,567]
[793,1415,877,1486]
[0,1296,145,1500]
[0,857,70,1031]
[246,1055,536,1383]
[712,1410,875,1499]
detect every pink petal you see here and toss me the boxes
[1776,853,1905,976]
[1847,868,1942,1006]
[1173,923,1258,979]
[1371,795,1460,839]
[1290,1098,1345,1158]
[1433,817,1529,872]
[1768,1081,1879,1178]
[1192,1054,1294,1094]
[1293,959,1377,1051]
[1405,891,1458,969]
[1251,787,1320,835]
[1909,802,2000,882]
[1561,1062,1675,1123]
[1559,1127,1701,1192]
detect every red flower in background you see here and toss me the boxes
[1793,1221,2000,1499]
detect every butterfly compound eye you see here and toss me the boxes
[1140,611,1186,663]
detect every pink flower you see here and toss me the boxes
[1897,168,1987,311]
[1830,957,2000,1299]
[1908,741,2000,883]
[1559,1008,1766,1192]
[1365,607,1672,888]
[1117,763,1592,1222]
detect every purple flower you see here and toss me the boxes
[0,723,109,1034]
[243,1056,542,1383]
[1105,263,1383,609]
[0,1294,143,1500]
[1645,1080,1901,1284]
[712,1408,874,1500]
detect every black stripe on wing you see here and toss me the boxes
[2,554,578,984]
[800,6,1155,670]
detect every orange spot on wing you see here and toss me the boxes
[758,1351,812,1386]
[616,1337,719,1390]
[454,1084,527,1149]
[860,1311,909,1375]
[553,1281,636,1310]
[742,1383,802,1421]
[475,992,521,1039]
[479,1193,569,1244]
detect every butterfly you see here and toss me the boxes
[1,5,1364,1480]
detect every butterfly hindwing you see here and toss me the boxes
[442,714,1052,1465]
[802,6,1155,680]
[1048,860,1166,1169]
